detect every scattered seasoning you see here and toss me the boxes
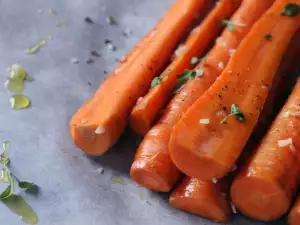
[212,178,218,184]
[26,36,51,54]
[229,49,236,56]
[5,78,24,92]
[84,16,95,24]
[281,3,300,17]
[190,57,199,65]
[70,58,80,64]
[110,175,125,185]
[0,142,38,224]
[90,50,101,58]
[231,202,237,214]
[199,118,210,124]
[174,45,186,58]
[221,19,246,31]
[277,138,293,147]
[264,33,272,40]
[218,61,224,69]
[220,104,245,124]
[5,64,32,92]
[104,39,117,52]
[10,94,31,110]
[56,21,68,29]
[96,167,104,174]
[123,28,132,37]
[195,69,204,77]
[86,58,94,65]
[150,77,162,88]
[106,16,118,26]
[95,125,106,134]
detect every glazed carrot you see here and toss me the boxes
[169,177,232,223]
[289,195,300,225]
[231,79,300,221]
[130,0,242,135]
[70,0,209,155]
[130,0,274,192]
[169,0,300,180]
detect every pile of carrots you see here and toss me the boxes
[70,0,300,224]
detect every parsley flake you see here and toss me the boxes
[220,104,245,124]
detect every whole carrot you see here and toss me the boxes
[169,0,300,180]
[169,177,232,223]
[130,0,242,136]
[70,0,208,155]
[130,0,275,192]
[231,79,300,221]
[289,195,300,225]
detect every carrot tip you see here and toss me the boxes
[169,196,231,223]
[130,159,172,192]
[231,176,290,221]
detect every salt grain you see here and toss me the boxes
[231,203,237,214]
[218,62,224,69]
[200,118,210,124]
[212,178,218,184]
[277,138,293,148]
[196,69,204,77]
[95,125,106,134]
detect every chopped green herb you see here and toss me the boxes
[106,16,118,25]
[173,70,196,93]
[190,57,199,65]
[264,33,272,40]
[220,104,245,124]
[110,175,125,185]
[0,141,11,165]
[3,195,38,224]
[0,185,12,200]
[0,169,10,183]
[26,37,50,54]
[150,77,162,88]
[10,64,27,80]
[10,94,31,110]
[221,20,235,31]
[281,3,300,17]
[0,142,38,224]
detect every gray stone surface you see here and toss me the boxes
[0,0,287,224]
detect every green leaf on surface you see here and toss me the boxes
[0,141,11,165]
[281,3,300,17]
[190,57,199,65]
[2,195,38,224]
[18,182,34,190]
[173,70,196,93]
[10,94,31,110]
[26,37,50,54]
[0,169,11,183]
[4,77,24,92]
[0,185,12,200]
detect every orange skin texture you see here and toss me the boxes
[130,0,275,192]
[231,79,300,221]
[169,177,232,223]
[289,195,300,225]
[169,0,300,181]
[130,0,242,136]
[69,0,208,155]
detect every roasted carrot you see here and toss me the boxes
[169,0,300,180]
[130,0,274,192]
[231,79,300,221]
[289,195,300,225]
[70,0,209,155]
[169,177,232,223]
[129,0,242,135]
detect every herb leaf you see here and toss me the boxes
[0,169,10,183]
[2,195,38,224]
[281,3,300,17]
[150,77,162,88]
[190,57,199,65]
[173,70,196,93]
[221,20,235,31]
[18,182,34,190]
[0,185,12,200]
[264,33,272,40]
[220,104,245,124]
[26,37,50,54]
[1,141,11,165]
